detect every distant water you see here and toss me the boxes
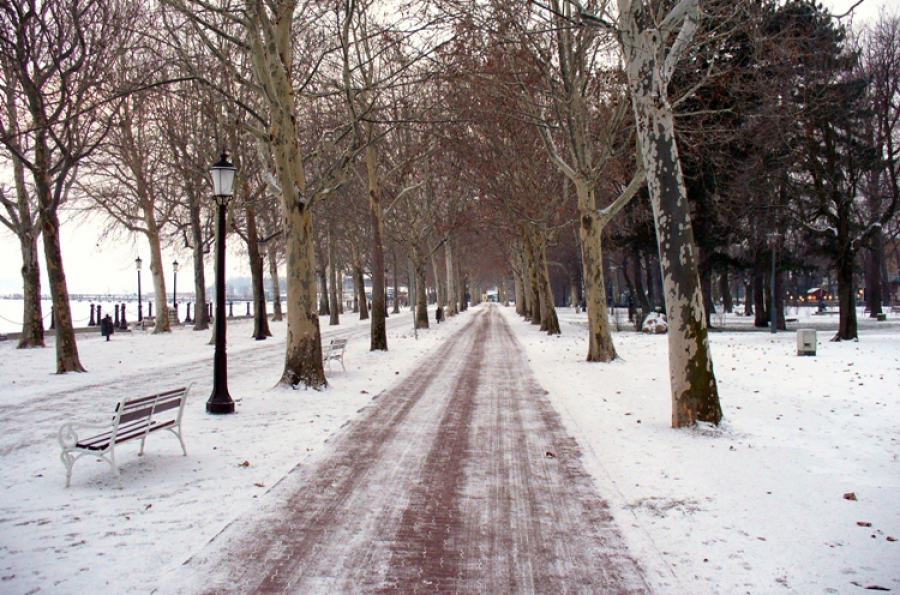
[0,298,281,335]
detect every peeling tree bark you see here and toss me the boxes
[618,0,722,427]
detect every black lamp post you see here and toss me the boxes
[172,260,179,318]
[207,150,237,414]
[135,256,143,322]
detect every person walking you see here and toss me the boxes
[435,306,443,324]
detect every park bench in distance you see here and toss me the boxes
[57,385,191,487]
[323,338,348,372]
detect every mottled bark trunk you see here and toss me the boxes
[621,15,721,426]
[190,200,210,330]
[575,183,616,361]
[18,231,44,348]
[268,241,283,322]
[246,206,271,339]
[280,206,325,387]
[328,224,340,326]
[835,250,858,341]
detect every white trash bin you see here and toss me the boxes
[797,329,816,356]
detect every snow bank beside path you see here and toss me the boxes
[0,309,461,595]
[504,306,900,595]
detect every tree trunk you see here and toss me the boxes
[146,226,171,334]
[412,244,429,329]
[720,269,733,314]
[699,249,714,327]
[41,208,84,372]
[753,266,767,327]
[533,229,561,335]
[367,145,388,351]
[280,205,325,388]
[575,183,616,361]
[835,250,859,341]
[190,200,210,330]
[864,239,883,317]
[246,206,271,339]
[268,241,283,322]
[513,261,525,316]
[621,13,721,426]
[430,246,445,313]
[632,251,651,314]
[328,224,340,326]
[524,230,542,326]
[392,252,401,314]
[318,264,330,316]
[18,230,44,349]
[445,238,458,317]
[351,242,368,320]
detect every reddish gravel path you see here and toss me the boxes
[181,305,650,594]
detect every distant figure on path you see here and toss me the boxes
[100,314,114,341]
[436,306,443,324]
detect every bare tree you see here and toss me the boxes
[0,0,135,372]
[0,63,43,348]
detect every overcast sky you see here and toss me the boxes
[0,0,895,296]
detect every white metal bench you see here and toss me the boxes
[323,338,348,372]
[58,385,191,487]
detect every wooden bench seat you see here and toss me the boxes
[58,385,191,487]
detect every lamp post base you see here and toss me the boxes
[206,398,235,414]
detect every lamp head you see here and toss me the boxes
[209,150,236,202]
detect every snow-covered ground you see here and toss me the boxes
[510,307,900,595]
[0,304,897,594]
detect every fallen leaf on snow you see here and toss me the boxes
[843,492,858,501]
[545,451,556,458]
[239,461,250,467]
[857,521,872,527]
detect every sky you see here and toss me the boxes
[0,0,894,296]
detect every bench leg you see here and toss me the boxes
[60,450,76,488]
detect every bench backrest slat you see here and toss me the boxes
[113,387,189,427]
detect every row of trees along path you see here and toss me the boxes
[4,1,898,430]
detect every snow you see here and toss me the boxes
[507,307,900,594]
[1,304,898,594]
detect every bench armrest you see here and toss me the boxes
[58,421,113,449]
